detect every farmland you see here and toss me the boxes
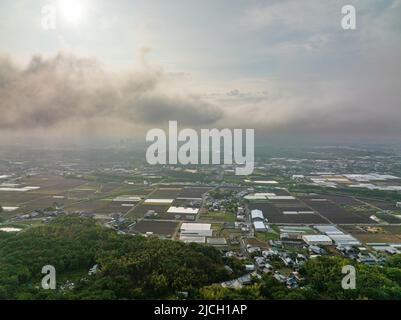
[248,202,328,224]
[302,197,375,224]
[130,220,179,237]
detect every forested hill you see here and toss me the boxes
[2,217,401,300]
[0,217,233,299]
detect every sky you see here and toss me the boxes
[0,0,401,146]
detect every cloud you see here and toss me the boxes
[243,0,339,32]
[210,70,401,139]
[1,33,401,146]
[0,52,223,142]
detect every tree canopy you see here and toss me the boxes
[1,216,401,300]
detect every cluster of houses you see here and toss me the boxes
[220,220,394,291]
[106,213,128,229]
[206,195,238,214]
[236,206,246,221]
[222,220,251,233]
[222,241,307,289]
[221,272,261,289]
[12,208,68,222]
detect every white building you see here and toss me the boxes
[144,199,174,204]
[329,234,361,246]
[267,196,296,200]
[314,225,344,236]
[253,221,268,232]
[245,264,255,271]
[180,223,213,237]
[113,196,141,202]
[251,209,264,221]
[244,194,268,200]
[302,235,333,246]
[167,206,199,215]
[179,235,206,244]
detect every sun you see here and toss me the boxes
[59,0,84,25]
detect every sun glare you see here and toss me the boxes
[59,0,84,25]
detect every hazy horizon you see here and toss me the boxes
[1,0,401,146]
